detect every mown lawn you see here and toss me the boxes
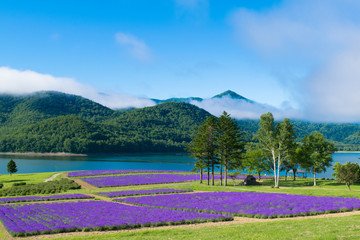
[0,172,57,188]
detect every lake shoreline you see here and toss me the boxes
[0,152,189,157]
[0,152,87,157]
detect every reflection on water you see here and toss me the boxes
[0,152,358,178]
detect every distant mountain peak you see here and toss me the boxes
[212,90,254,103]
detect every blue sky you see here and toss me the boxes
[1,0,360,122]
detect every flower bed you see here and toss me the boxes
[0,194,94,204]
[115,192,360,218]
[68,169,189,177]
[81,174,200,187]
[97,188,193,198]
[0,200,232,237]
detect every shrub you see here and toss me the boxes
[0,179,80,196]
[13,182,26,186]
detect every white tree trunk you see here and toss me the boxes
[272,149,277,187]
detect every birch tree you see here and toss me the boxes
[255,112,296,188]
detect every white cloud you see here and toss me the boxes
[230,0,360,122]
[190,96,301,120]
[115,32,153,62]
[0,66,155,109]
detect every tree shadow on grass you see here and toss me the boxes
[2,179,27,184]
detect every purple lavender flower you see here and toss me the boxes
[0,200,232,237]
[0,194,94,204]
[97,188,193,197]
[115,192,360,218]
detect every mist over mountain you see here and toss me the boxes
[0,90,359,153]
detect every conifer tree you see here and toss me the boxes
[7,159,18,176]
[216,111,244,186]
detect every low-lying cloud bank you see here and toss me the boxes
[0,67,155,109]
[190,96,302,121]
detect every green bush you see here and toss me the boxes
[13,182,26,186]
[0,178,80,196]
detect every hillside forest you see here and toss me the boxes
[0,91,359,153]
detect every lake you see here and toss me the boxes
[0,152,358,179]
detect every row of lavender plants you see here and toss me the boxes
[81,174,199,187]
[81,173,271,188]
[97,188,193,198]
[0,194,94,204]
[0,200,232,237]
[115,192,360,218]
[69,169,273,179]
[68,169,189,177]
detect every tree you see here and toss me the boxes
[192,159,207,184]
[7,159,18,176]
[216,111,245,186]
[332,162,360,191]
[255,112,296,188]
[298,132,336,186]
[282,145,302,181]
[188,116,218,185]
[243,143,271,180]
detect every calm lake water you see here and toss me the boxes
[0,152,358,179]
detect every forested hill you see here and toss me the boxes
[0,91,360,153]
[0,92,212,153]
[0,91,115,135]
[238,120,360,151]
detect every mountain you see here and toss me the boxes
[0,92,212,153]
[105,102,212,143]
[1,90,360,153]
[0,91,115,135]
[151,90,254,104]
[237,119,360,151]
[151,97,203,104]
[212,90,254,103]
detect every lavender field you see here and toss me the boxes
[81,173,271,188]
[0,194,94,204]
[68,169,189,177]
[0,200,232,237]
[81,173,200,187]
[115,192,360,218]
[97,188,193,197]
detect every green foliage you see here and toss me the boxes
[189,112,245,186]
[244,143,271,178]
[0,96,211,153]
[238,119,360,151]
[0,91,115,135]
[7,159,18,175]
[0,178,80,196]
[255,113,297,188]
[333,162,360,190]
[13,182,26,186]
[298,132,337,186]
[188,116,218,185]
